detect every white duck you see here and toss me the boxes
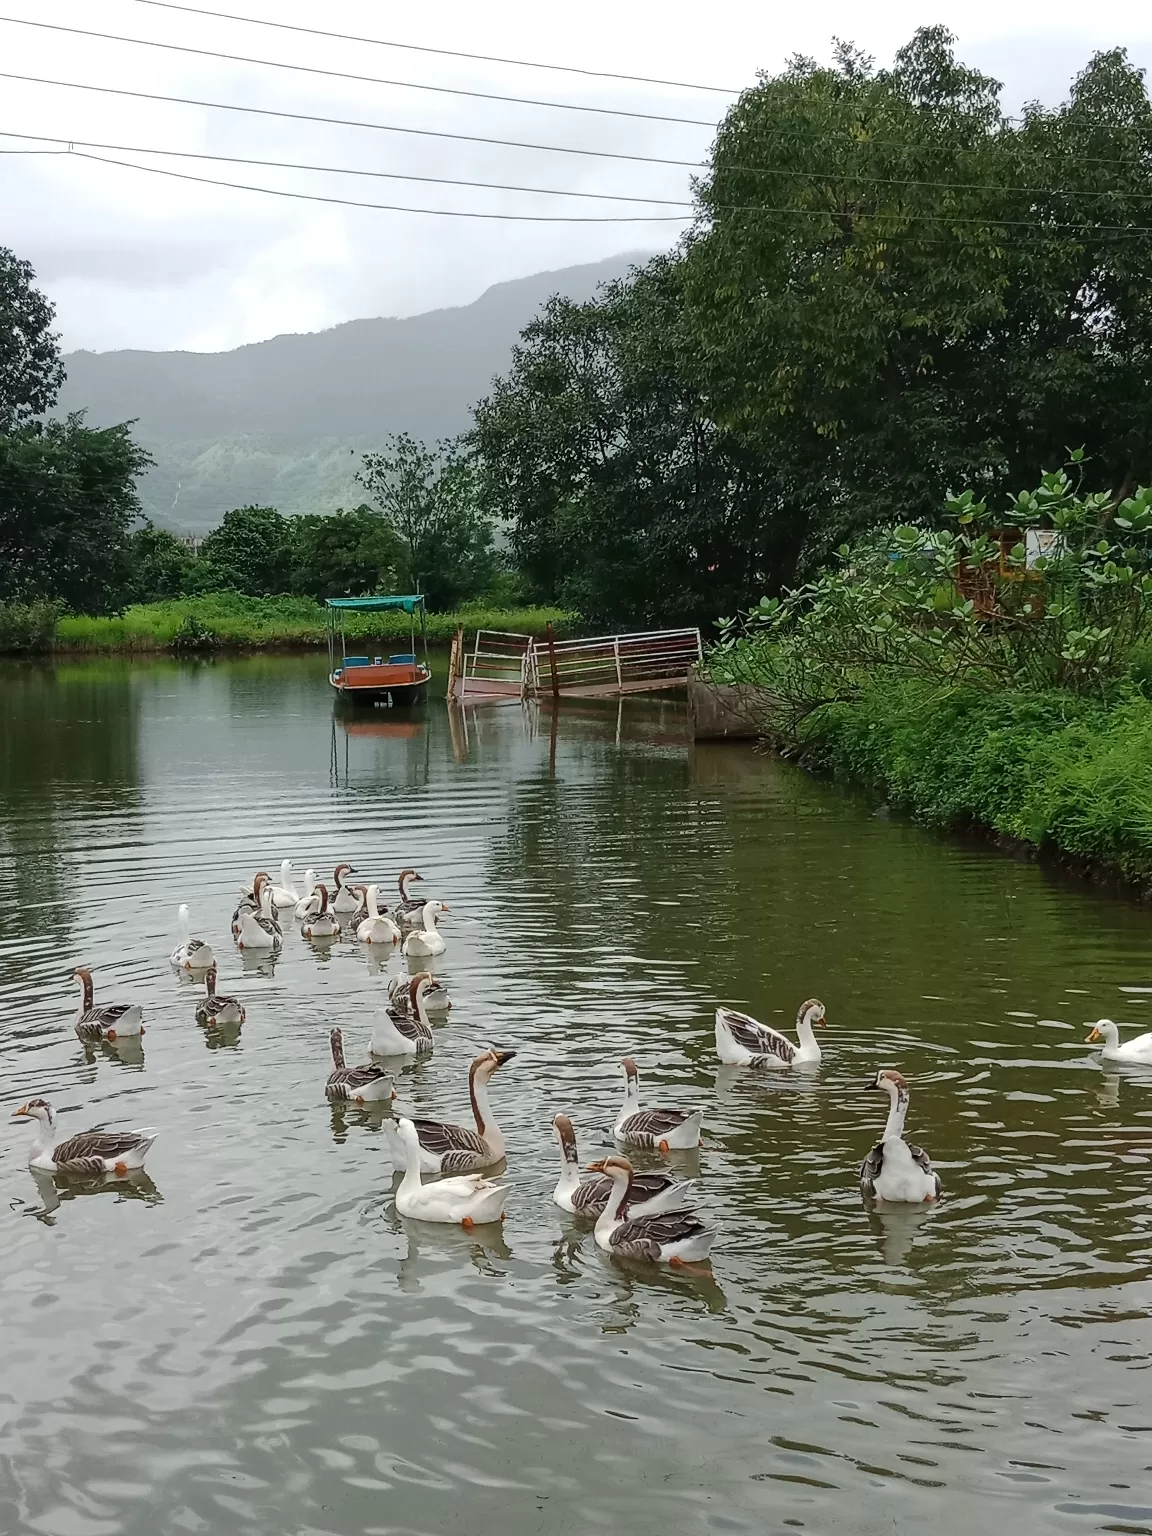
[13,1097,157,1175]
[169,904,215,972]
[587,1155,715,1266]
[325,1028,393,1103]
[552,1114,694,1218]
[614,1057,703,1152]
[357,885,401,945]
[383,1049,516,1172]
[236,873,283,951]
[715,997,827,1068]
[195,964,245,1026]
[269,859,300,909]
[301,883,341,942]
[293,869,320,921]
[403,900,448,959]
[370,972,441,1057]
[1086,1019,1152,1064]
[72,967,144,1042]
[331,863,362,917]
[392,1117,508,1227]
[859,1070,942,1204]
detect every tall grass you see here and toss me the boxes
[46,594,576,653]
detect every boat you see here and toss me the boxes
[326,595,432,706]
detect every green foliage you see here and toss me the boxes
[0,598,60,652]
[0,247,64,432]
[683,30,1152,544]
[49,593,574,652]
[122,522,196,603]
[470,258,794,628]
[171,614,224,652]
[196,505,292,596]
[0,415,153,613]
[797,678,1152,883]
[288,504,403,602]
[358,433,496,609]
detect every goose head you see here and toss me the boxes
[71,966,94,1008]
[398,868,423,898]
[798,998,827,1029]
[586,1153,634,1184]
[1087,1019,1119,1044]
[13,1097,56,1132]
[552,1113,580,1166]
[469,1047,516,1085]
[866,1068,909,1099]
[333,863,356,889]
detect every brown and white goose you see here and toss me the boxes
[715,998,827,1068]
[301,883,341,941]
[235,873,283,950]
[331,863,363,918]
[382,1048,516,1173]
[587,1155,715,1266]
[72,967,143,1042]
[392,868,427,928]
[195,965,245,1026]
[170,904,215,971]
[613,1058,703,1152]
[552,1114,694,1218]
[370,972,442,1057]
[859,1070,942,1204]
[13,1098,157,1175]
[324,1027,393,1103]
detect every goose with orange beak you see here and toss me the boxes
[586,1154,715,1265]
[393,1117,509,1227]
[552,1114,695,1218]
[13,1098,157,1176]
[72,967,143,1043]
[1086,1019,1152,1064]
[715,998,826,1068]
[613,1058,703,1153]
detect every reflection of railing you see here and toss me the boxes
[451,624,702,702]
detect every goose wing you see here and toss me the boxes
[53,1128,149,1171]
[572,1170,683,1216]
[389,1011,433,1048]
[859,1141,885,1193]
[329,1063,390,1092]
[76,1003,135,1038]
[618,1106,695,1139]
[608,1209,712,1260]
[717,1007,797,1063]
[411,1116,488,1168]
[907,1141,941,1194]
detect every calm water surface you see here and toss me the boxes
[1,655,1151,1536]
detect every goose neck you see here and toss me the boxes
[470,1069,503,1156]
[593,1165,631,1237]
[882,1081,909,1141]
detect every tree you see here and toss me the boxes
[358,434,496,609]
[288,505,403,600]
[682,30,1152,551]
[122,522,195,603]
[0,247,65,432]
[470,258,797,626]
[197,505,292,595]
[0,415,152,612]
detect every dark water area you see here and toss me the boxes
[1,654,1150,1536]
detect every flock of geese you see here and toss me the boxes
[14,859,1152,1267]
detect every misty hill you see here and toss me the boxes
[57,252,648,531]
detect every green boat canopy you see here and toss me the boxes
[325,595,425,613]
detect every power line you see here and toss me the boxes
[0,69,710,169]
[124,0,740,95]
[0,15,721,128]
[0,128,695,205]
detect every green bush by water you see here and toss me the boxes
[0,599,60,652]
[798,680,1152,884]
[49,594,575,652]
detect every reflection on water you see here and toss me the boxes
[2,652,1152,1535]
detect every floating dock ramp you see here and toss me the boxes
[449,624,703,703]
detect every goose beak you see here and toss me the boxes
[440,903,452,914]
[12,1103,30,1119]
[492,1049,517,1067]
[586,1159,606,1172]
[1087,1027,1101,1043]
[817,1017,828,1029]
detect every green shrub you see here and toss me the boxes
[0,598,60,652]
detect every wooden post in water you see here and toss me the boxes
[446,624,463,700]
[545,621,561,700]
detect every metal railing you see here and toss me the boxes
[456,629,536,698]
[529,626,703,695]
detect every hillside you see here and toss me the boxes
[57,252,648,531]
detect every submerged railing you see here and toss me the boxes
[449,624,702,702]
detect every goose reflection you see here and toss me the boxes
[238,949,280,978]
[199,1018,243,1051]
[591,1249,727,1320]
[394,1212,512,1292]
[24,1166,163,1225]
[80,1034,145,1070]
[328,1099,392,1144]
[865,1200,938,1266]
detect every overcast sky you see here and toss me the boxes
[3,0,1151,354]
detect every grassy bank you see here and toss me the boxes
[42,594,576,653]
[791,680,1152,887]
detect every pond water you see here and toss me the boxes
[1,654,1151,1536]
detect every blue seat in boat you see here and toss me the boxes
[389,653,416,664]
[344,656,372,667]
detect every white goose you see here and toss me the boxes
[587,1155,715,1266]
[614,1057,703,1152]
[13,1098,157,1175]
[169,904,215,971]
[236,873,283,951]
[301,883,341,941]
[715,998,826,1068]
[383,1049,516,1173]
[331,864,362,917]
[1086,1019,1152,1064]
[357,884,401,946]
[393,1117,509,1227]
[72,967,144,1042]
[402,900,448,959]
[370,973,441,1057]
[859,1070,942,1204]
[269,860,299,909]
[325,1027,393,1103]
[552,1114,694,1218]
[293,869,320,921]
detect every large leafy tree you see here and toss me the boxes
[197,505,293,595]
[470,258,802,626]
[123,522,195,603]
[683,29,1152,541]
[358,434,495,609]
[288,505,403,600]
[0,416,152,611]
[0,247,65,432]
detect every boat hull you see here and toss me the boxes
[330,662,430,706]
